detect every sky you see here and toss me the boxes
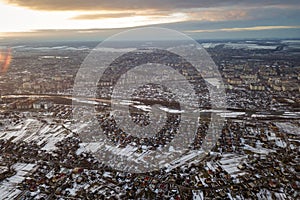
[0,0,300,40]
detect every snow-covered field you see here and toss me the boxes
[0,163,36,199]
[0,118,72,152]
[275,122,300,135]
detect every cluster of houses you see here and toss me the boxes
[0,110,298,199]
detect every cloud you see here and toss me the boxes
[3,0,300,30]
[71,12,137,20]
[4,0,300,11]
[70,10,174,20]
[1,0,300,40]
[185,25,300,33]
[69,9,248,22]
[187,10,248,22]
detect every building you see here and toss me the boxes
[282,82,300,92]
[250,84,265,91]
[240,74,258,84]
[227,78,242,85]
[15,99,34,110]
[33,100,53,110]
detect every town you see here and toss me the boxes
[0,39,299,199]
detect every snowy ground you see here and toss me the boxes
[0,118,72,152]
[0,163,36,199]
[275,122,300,135]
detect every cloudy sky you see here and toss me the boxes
[1,0,300,40]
